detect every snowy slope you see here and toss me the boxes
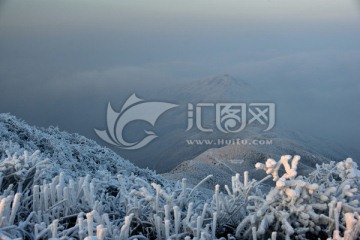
[0,113,163,184]
[162,126,350,189]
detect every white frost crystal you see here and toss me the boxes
[1,148,360,239]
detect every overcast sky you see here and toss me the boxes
[0,0,359,163]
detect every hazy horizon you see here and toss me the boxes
[1,0,359,169]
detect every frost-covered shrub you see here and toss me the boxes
[235,155,360,240]
[0,149,211,239]
[1,148,359,240]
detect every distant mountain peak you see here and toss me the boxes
[157,73,252,105]
[199,74,247,88]
[175,74,251,102]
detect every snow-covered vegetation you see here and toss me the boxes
[0,114,359,239]
[0,114,162,184]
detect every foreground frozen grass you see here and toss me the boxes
[0,149,359,240]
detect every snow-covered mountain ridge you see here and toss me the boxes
[0,113,162,184]
[0,113,359,239]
